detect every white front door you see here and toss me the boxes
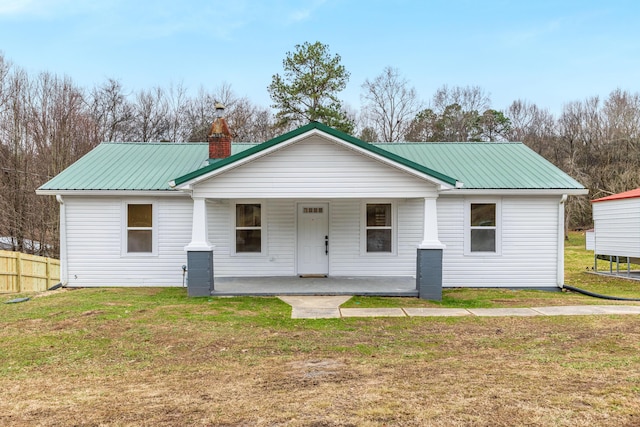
[297,203,329,276]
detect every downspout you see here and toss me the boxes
[557,194,568,288]
[56,195,68,286]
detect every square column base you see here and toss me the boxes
[187,250,214,297]
[416,249,443,301]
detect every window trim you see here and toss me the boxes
[232,201,266,256]
[121,201,158,257]
[361,201,397,256]
[464,198,502,256]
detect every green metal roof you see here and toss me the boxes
[376,142,584,189]
[38,124,585,192]
[38,143,254,191]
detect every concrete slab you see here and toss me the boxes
[404,307,471,317]
[278,295,352,309]
[533,305,640,316]
[340,308,407,318]
[279,296,351,319]
[468,308,540,317]
[214,276,418,296]
[596,305,640,315]
[290,308,341,319]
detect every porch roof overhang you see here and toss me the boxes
[169,122,461,192]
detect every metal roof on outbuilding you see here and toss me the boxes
[591,188,640,203]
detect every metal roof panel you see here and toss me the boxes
[376,142,585,189]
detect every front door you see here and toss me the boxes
[297,203,329,276]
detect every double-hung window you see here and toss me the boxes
[467,201,500,254]
[126,203,154,254]
[365,203,393,253]
[235,203,262,253]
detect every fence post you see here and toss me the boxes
[46,257,51,289]
[16,252,23,292]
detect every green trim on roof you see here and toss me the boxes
[172,122,458,187]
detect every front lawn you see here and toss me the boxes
[1,232,640,426]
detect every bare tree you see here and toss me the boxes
[506,100,557,160]
[165,81,190,142]
[132,87,169,142]
[87,78,134,142]
[432,85,491,115]
[360,67,422,142]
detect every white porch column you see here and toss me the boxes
[185,197,214,297]
[417,196,444,301]
[419,196,445,249]
[185,197,213,251]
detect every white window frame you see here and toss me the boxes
[121,201,158,257]
[232,201,266,256]
[361,201,397,256]
[464,198,502,256]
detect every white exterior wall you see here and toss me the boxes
[63,193,564,288]
[208,199,297,276]
[64,196,192,286]
[593,198,640,257]
[192,135,439,199]
[438,195,561,288]
[329,198,422,276]
[208,198,422,277]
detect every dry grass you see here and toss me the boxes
[2,233,640,426]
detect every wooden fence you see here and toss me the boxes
[0,250,60,293]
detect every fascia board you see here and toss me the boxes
[439,188,589,196]
[36,189,189,197]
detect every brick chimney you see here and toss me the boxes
[208,103,232,159]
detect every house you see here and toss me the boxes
[37,111,587,299]
[591,188,640,276]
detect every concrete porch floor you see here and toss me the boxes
[211,276,419,297]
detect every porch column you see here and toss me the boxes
[184,197,214,297]
[416,196,445,301]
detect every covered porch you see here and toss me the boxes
[185,196,445,300]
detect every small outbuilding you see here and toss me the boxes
[591,188,640,277]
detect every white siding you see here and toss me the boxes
[65,196,192,287]
[192,135,438,199]
[585,230,595,251]
[439,195,560,288]
[593,198,640,257]
[329,199,421,276]
[210,198,421,277]
[209,200,296,276]
[63,194,564,289]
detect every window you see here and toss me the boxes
[127,204,153,253]
[366,203,392,253]
[469,203,497,253]
[236,203,262,253]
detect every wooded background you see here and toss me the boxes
[1,50,638,258]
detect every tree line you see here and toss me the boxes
[1,42,639,257]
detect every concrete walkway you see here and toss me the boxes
[277,296,640,319]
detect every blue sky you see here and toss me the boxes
[0,0,638,116]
